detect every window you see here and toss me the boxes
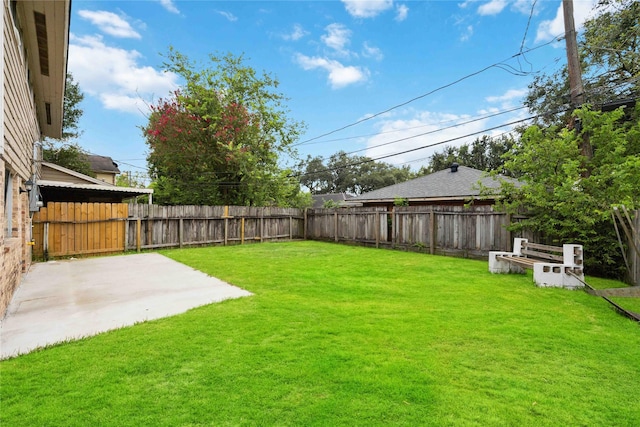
[4,170,14,236]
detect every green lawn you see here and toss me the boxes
[2,241,639,426]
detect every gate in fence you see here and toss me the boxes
[32,202,128,258]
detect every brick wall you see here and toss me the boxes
[1,161,33,317]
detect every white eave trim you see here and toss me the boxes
[38,180,154,194]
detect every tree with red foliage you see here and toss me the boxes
[143,49,309,207]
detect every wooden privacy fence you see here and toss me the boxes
[32,203,305,258]
[127,204,304,251]
[305,206,522,259]
[32,202,128,258]
[31,203,526,260]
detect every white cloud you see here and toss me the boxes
[486,88,527,104]
[341,0,394,18]
[69,34,179,114]
[216,10,238,22]
[485,88,528,109]
[99,93,147,115]
[77,10,141,39]
[362,42,383,61]
[159,0,179,14]
[395,4,409,22]
[460,25,474,42]
[477,0,508,16]
[321,23,352,56]
[535,0,597,42]
[513,0,536,15]
[283,24,308,41]
[295,54,369,89]
[365,111,489,168]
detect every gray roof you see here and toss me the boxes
[87,155,120,174]
[353,166,517,202]
[311,193,355,208]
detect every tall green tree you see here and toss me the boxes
[525,0,639,125]
[42,73,93,176]
[61,73,84,140]
[144,49,308,207]
[295,151,415,195]
[493,105,640,278]
[419,135,516,175]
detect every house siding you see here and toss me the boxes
[95,172,116,185]
[42,165,99,184]
[1,1,44,317]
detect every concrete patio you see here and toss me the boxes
[0,253,251,359]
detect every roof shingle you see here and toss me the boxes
[353,166,515,201]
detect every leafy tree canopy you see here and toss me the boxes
[418,135,516,176]
[493,105,640,278]
[62,73,84,140]
[525,0,639,125]
[143,48,309,207]
[295,151,415,195]
[42,73,94,176]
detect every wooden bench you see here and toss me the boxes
[489,238,585,289]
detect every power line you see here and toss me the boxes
[294,35,563,146]
[516,0,538,74]
[290,112,555,179]
[320,106,529,159]
[296,105,528,147]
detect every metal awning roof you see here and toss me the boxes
[38,180,153,195]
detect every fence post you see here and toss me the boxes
[334,210,338,242]
[391,208,396,247]
[304,208,308,240]
[375,211,380,248]
[506,213,512,251]
[289,216,293,240]
[179,218,184,248]
[136,218,141,253]
[241,217,245,244]
[429,209,436,255]
[146,217,152,248]
[124,219,129,252]
[43,222,49,260]
[260,212,264,242]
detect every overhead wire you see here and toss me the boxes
[516,0,538,74]
[293,34,564,146]
[296,104,528,148]
[289,111,563,180]
[327,106,529,159]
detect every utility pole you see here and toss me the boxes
[562,0,592,161]
[563,0,584,107]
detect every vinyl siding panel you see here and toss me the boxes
[3,1,40,179]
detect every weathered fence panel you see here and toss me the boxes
[306,205,515,259]
[126,204,304,251]
[32,202,549,261]
[305,207,389,247]
[32,202,128,258]
[630,210,639,285]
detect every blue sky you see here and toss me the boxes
[68,0,600,179]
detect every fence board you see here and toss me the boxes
[32,203,129,258]
[125,204,304,251]
[306,206,514,259]
[31,202,545,261]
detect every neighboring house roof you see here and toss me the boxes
[39,162,152,202]
[42,162,115,186]
[311,193,355,208]
[353,165,518,203]
[86,155,120,174]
